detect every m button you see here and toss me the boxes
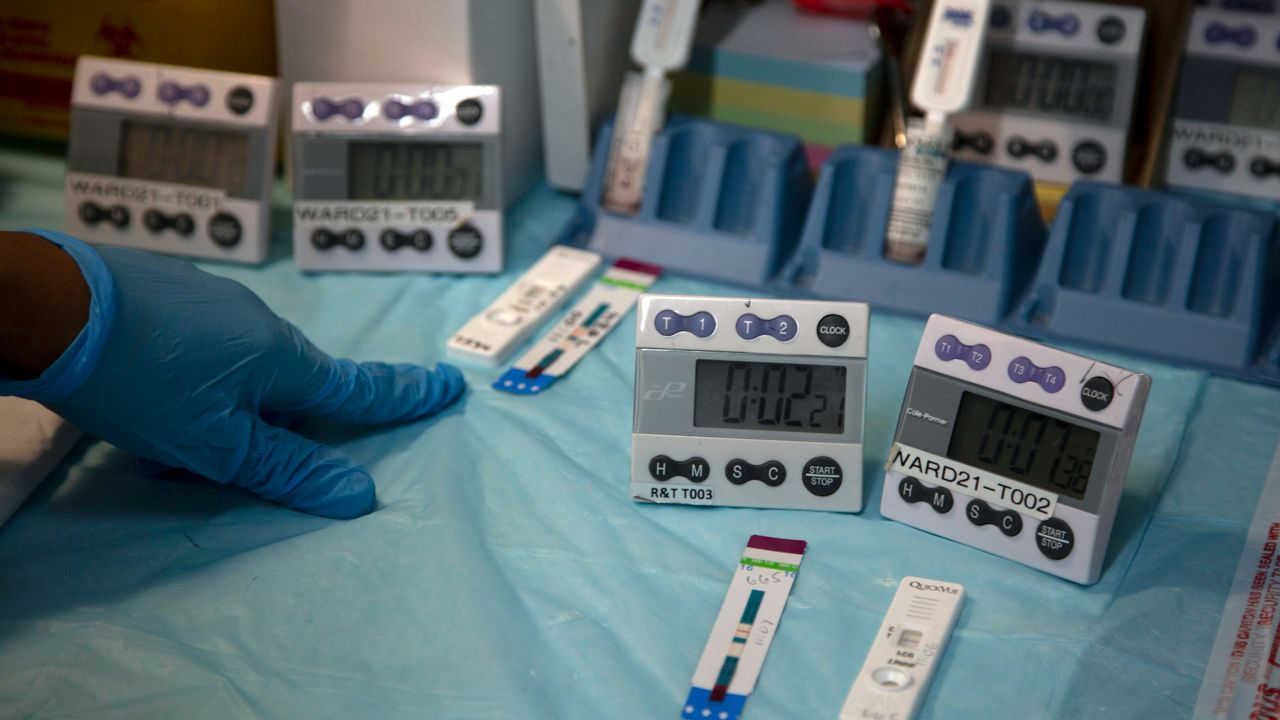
[816,314,850,348]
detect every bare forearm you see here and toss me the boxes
[0,231,91,380]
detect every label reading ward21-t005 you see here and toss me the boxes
[887,443,1059,520]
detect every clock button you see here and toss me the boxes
[1081,376,1115,411]
[898,477,953,514]
[456,98,483,125]
[227,86,254,115]
[816,314,850,347]
[1036,517,1075,560]
[966,499,1023,537]
[1097,16,1126,45]
[802,457,842,497]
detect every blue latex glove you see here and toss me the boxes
[0,230,465,519]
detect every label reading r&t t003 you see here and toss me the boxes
[634,483,714,505]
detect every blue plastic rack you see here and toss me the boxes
[782,145,1047,326]
[560,116,812,288]
[1014,182,1280,384]
[560,117,1280,385]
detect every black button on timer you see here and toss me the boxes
[448,224,484,259]
[227,86,254,115]
[1081,376,1115,411]
[802,457,842,496]
[816,314,850,348]
[456,98,483,125]
[1036,517,1075,560]
[1097,16,1126,45]
[1072,141,1107,175]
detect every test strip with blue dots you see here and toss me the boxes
[682,535,806,720]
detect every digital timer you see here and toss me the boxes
[881,315,1150,584]
[291,83,503,273]
[1164,8,1280,201]
[949,0,1147,185]
[64,57,279,264]
[631,294,869,512]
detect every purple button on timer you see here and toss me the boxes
[735,313,796,341]
[935,334,991,371]
[312,96,366,121]
[1008,356,1066,393]
[158,81,210,107]
[90,73,141,99]
[384,98,438,121]
[654,309,715,338]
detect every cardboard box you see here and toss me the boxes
[0,1,276,141]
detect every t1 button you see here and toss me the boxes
[816,314,850,348]
[801,457,842,497]
[1036,517,1075,560]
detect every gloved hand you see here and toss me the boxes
[0,230,465,519]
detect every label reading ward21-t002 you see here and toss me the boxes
[887,443,1059,520]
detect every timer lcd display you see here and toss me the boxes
[1230,68,1280,131]
[118,121,250,194]
[349,141,483,201]
[693,360,846,434]
[947,392,1098,500]
[983,49,1118,122]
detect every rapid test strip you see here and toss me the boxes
[681,535,807,720]
[493,258,661,395]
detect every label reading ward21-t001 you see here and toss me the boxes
[887,443,1059,520]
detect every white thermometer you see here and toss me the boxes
[601,0,701,215]
[884,0,991,264]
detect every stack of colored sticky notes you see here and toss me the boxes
[670,0,883,169]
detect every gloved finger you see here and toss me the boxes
[265,355,466,425]
[230,414,377,519]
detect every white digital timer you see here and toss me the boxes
[1164,8,1280,201]
[64,57,279,264]
[881,315,1150,584]
[291,82,503,273]
[631,294,869,513]
[950,0,1147,185]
